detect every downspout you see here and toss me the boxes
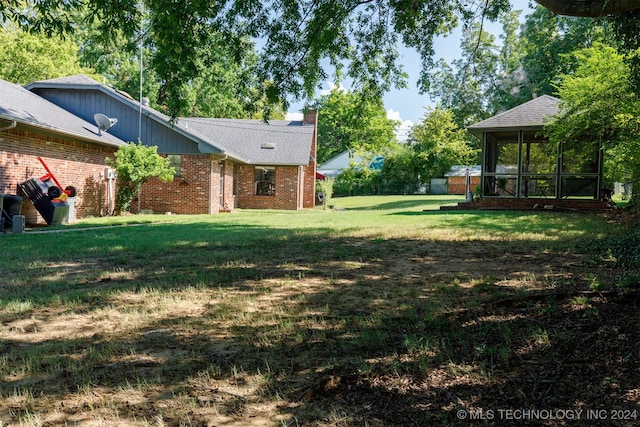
[0,120,17,132]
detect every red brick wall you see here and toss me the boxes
[221,160,235,209]
[235,165,301,209]
[0,128,116,224]
[448,176,481,195]
[139,155,310,214]
[136,154,214,214]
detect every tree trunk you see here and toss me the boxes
[535,0,640,17]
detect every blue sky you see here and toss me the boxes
[285,0,535,139]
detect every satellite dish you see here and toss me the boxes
[94,113,118,136]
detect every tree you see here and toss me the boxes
[379,145,423,194]
[0,27,95,84]
[609,10,640,98]
[429,5,614,131]
[519,7,610,101]
[106,142,175,215]
[2,1,640,118]
[545,43,640,201]
[72,22,162,113]
[72,10,281,119]
[407,106,476,181]
[535,0,640,16]
[0,1,513,119]
[428,10,524,129]
[309,88,399,164]
[316,177,335,209]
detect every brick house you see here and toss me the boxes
[0,79,127,225]
[26,75,318,215]
[455,95,610,210]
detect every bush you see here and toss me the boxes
[106,142,175,214]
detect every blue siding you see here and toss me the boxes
[32,88,200,154]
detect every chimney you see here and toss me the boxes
[303,109,318,126]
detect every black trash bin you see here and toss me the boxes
[1,194,23,228]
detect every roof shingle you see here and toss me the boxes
[176,118,314,165]
[467,95,561,133]
[27,75,315,165]
[0,79,125,146]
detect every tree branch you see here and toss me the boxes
[535,0,640,17]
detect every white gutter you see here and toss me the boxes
[0,114,122,147]
[0,120,17,132]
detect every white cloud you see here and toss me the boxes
[387,108,413,142]
[285,112,304,121]
[321,82,347,96]
[386,108,401,121]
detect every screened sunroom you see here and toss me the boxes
[468,95,604,204]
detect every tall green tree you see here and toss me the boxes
[609,10,640,98]
[519,6,610,101]
[545,43,640,200]
[407,106,475,180]
[73,12,278,119]
[0,27,95,84]
[2,1,640,118]
[0,0,515,118]
[309,88,399,164]
[429,5,613,129]
[378,145,422,194]
[106,142,175,215]
[428,10,523,129]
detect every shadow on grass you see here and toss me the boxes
[0,220,637,426]
[390,209,607,238]
[337,197,464,211]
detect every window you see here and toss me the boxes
[255,166,275,196]
[167,155,181,177]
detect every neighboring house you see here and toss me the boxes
[26,75,318,214]
[317,151,353,178]
[0,78,127,225]
[458,94,609,210]
[317,150,384,178]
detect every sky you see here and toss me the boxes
[285,0,535,140]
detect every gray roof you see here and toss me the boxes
[467,95,561,135]
[176,118,314,165]
[26,75,315,165]
[28,74,108,87]
[0,79,125,147]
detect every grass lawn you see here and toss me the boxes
[0,195,638,426]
